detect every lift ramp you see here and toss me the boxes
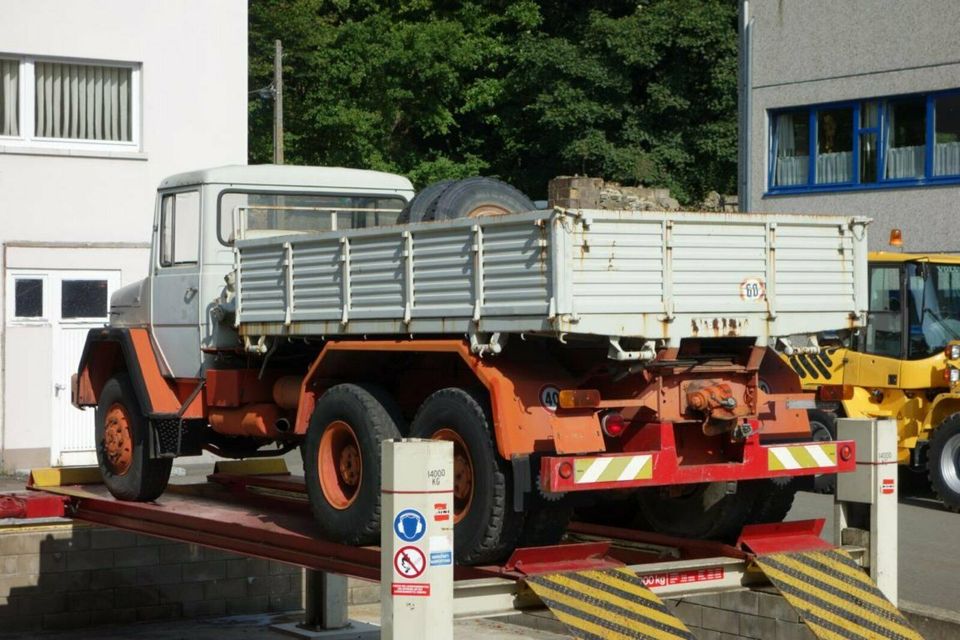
[7,463,921,640]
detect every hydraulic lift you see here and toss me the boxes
[0,420,922,640]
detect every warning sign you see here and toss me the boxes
[394,546,426,579]
[640,566,725,589]
[391,582,431,597]
[394,509,427,542]
[882,478,895,495]
[433,502,450,522]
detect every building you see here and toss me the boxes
[744,0,960,252]
[0,0,248,472]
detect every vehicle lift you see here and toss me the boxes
[0,420,920,640]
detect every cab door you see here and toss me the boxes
[150,190,203,378]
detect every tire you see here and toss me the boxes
[409,387,523,564]
[808,409,838,494]
[519,502,574,548]
[746,478,797,525]
[429,177,536,222]
[304,384,402,546]
[397,179,455,224]
[95,374,172,502]
[926,413,960,512]
[634,481,761,542]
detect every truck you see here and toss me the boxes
[73,165,867,564]
[781,250,960,511]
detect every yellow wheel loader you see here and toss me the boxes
[782,251,960,511]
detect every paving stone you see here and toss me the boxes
[89,567,136,590]
[181,560,226,583]
[115,585,159,608]
[136,563,182,585]
[671,600,702,627]
[65,549,113,572]
[158,581,203,604]
[702,606,739,634]
[159,543,203,564]
[684,592,722,608]
[114,545,159,568]
[39,552,67,573]
[90,529,138,550]
[739,611,777,639]
[721,589,759,615]
[66,589,114,612]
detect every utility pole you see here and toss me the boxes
[273,39,284,165]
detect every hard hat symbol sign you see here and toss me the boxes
[394,546,426,579]
[393,509,426,542]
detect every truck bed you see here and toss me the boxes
[233,208,869,343]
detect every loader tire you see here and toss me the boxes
[95,374,172,502]
[634,481,761,542]
[409,387,523,564]
[927,413,960,512]
[397,179,455,224]
[304,384,402,546]
[429,177,536,222]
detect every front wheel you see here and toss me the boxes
[409,388,523,564]
[927,413,960,512]
[95,374,171,501]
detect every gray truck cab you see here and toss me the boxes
[110,165,414,378]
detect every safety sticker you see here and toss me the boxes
[525,567,696,640]
[767,443,837,471]
[740,277,765,301]
[394,546,426,579]
[881,478,895,495]
[430,551,452,566]
[434,502,450,522]
[391,582,430,597]
[394,508,426,542]
[641,566,725,589]
[754,549,923,640]
[540,385,560,412]
[574,455,653,485]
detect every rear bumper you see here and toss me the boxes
[539,436,855,493]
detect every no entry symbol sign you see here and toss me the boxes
[394,546,426,579]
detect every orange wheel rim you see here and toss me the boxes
[432,428,473,523]
[103,403,133,476]
[467,204,511,218]
[318,420,362,510]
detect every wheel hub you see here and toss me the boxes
[939,433,960,493]
[102,403,133,477]
[433,428,474,523]
[318,420,363,510]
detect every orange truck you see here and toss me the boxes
[74,166,866,564]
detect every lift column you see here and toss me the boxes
[381,439,454,640]
[834,417,899,604]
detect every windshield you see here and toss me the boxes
[218,191,406,244]
[906,262,960,359]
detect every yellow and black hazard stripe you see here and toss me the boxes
[755,549,923,640]
[787,348,841,383]
[524,567,694,640]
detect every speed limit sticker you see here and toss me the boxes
[740,278,766,301]
[539,385,560,412]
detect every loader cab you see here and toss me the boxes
[147,165,414,378]
[864,254,960,361]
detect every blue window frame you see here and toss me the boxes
[767,89,960,195]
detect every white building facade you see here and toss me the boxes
[0,0,248,471]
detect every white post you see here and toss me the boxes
[834,418,899,604]
[381,439,454,640]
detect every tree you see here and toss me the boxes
[248,0,739,203]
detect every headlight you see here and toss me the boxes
[947,344,960,360]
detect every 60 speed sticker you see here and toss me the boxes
[394,546,426,579]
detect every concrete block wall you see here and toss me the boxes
[667,589,814,640]
[0,520,311,633]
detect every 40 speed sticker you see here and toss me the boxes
[740,277,765,301]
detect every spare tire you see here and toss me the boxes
[397,179,456,224]
[430,177,536,222]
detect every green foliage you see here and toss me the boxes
[249,0,739,202]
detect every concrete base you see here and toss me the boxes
[271,620,380,639]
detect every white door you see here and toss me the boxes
[48,270,121,466]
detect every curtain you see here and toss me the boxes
[816,152,853,183]
[774,113,809,186]
[886,146,925,179]
[34,62,131,141]
[1,59,17,136]
[934,141,960,176]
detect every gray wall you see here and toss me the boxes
[748,0,960,251]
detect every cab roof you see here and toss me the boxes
[159,164,415,194]
[870,251,960,265]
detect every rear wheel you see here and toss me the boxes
[95,374,172,501]
[429,177,536,222]
[746,478,797,525]
[304,384,402,545]
[634,481,761,542]
[809,409,838,493]
[927,413,960,512]
[409,388,523,564]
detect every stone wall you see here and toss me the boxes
[0,520,322,633]
[547,175,737,212]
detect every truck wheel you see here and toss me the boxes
[409,388,523,564]
[304,384,402,545]
[429,177,536,222]
[927,414,960,512]
[95,374,172,502]
[634,481,761,542]
[397,179,455,223]
[746,478,797,524]
[519,503,574,547]
[809,409,838,494]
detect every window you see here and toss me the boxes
[160,191,200,266]
[61,280,108,319]
[14,278,43,318]
[864,266,902,358]
[0,55,139,150]
[768,89,960,193]
[218,192,407,245]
